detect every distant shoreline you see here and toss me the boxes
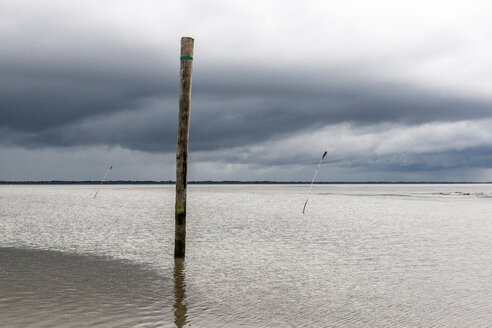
[1,181,491,185]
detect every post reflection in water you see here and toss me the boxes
[173,259,188,327]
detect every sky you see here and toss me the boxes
[2,0,492,181]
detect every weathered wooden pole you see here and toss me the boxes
[173,259,188,327]
[175,37,194,259]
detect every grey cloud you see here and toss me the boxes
[353,146,492,173]
[11,99,177,152]
[2,1,492,161]
[184,118,492,175]
[0,54,175,132]
[4,65,492,154]
[2,0,492,181]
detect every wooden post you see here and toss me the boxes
[175,37,194,259]
[173,259,188,327]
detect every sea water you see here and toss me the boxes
[1,184,491,327]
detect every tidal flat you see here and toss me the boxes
[1,184,491,327]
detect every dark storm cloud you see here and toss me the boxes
[1,1,491,154]
[0,50,175,132]
[2,0,492,181]
[3,56,492,154]
[190,68,492,152]
[349,145,492,173]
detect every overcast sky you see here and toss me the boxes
[2,0,492,181]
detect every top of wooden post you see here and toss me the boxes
[180,37,194,58]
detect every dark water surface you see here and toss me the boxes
[0,248,178,327]
[1,184,491,327]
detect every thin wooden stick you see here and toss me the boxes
[303,151,327,214]
[93,165,112,199]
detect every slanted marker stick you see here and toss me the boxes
[303,151,327,214]
[93,165,112,199]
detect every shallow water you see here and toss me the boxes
[1,184,491,327]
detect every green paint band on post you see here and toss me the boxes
[180,56,193,60]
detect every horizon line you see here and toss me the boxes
[1,180,491,185]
